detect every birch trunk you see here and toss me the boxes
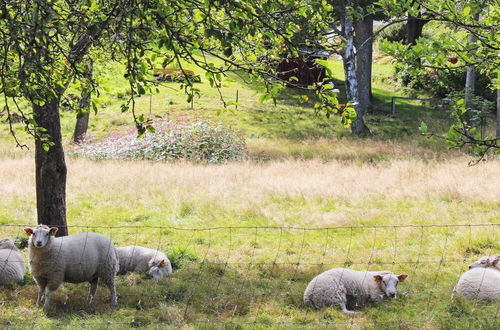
[464,12,480,112]
[342,0,369,136]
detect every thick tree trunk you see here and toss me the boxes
[342,0,370,136]
[354,14,373,114]
[34,99,68,237]
[73,94,91,143]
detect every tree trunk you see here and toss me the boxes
[405,15,427,45]
[496,87,500,139]
[342,0,370,136]
[73,63,93,143]
[34,99,68,237]
[464,12,480,122]
[73,93,91,143]
[354,13,373,114]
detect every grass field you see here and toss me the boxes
[0,58,498,329]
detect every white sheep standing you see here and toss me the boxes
[303,268,408,314]
[468,255,500,270]
[0,238,25,285]
[24,225,119,311]
[453,267,500,302]
[117,245,172,279]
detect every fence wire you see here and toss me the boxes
[0,223,498,328]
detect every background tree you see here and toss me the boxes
[73,61,93,143]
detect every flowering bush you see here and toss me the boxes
[68,119,247,163]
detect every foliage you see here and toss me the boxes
[384,43,495,100]
[420,94,498,163]
[379,0,500,157]
[68,118,247,163]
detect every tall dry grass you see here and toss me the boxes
[0,155,498,227]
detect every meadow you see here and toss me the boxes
[0,59,498,329]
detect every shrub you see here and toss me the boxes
[68,118,247,163]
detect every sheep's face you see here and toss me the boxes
[0,238,15,250]
[493,256,500,270]
[24,225,58,248]
[148,259,169,280]
[373,273,408,299]
[469,256,500,270]
[469,257,491,269]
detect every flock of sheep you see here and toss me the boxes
[0,224,499,315]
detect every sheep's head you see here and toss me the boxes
[373,273,408,299]
[24,224,58,248]
[148,259,169,280]
[492,256,500,270]
[0,238,16,250]
[468,256,494,269]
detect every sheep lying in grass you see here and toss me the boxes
[24,225,119,311]
[468,256,500,270]
[453,267,500,302]
[0,238,25,285]
[117,246,172,279]
[304,268,408,314]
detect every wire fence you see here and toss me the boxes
[0,223,499,328]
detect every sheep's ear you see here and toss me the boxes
[373,275,383,282]
[397,274,408,281]
[24,228,33,236]
[49,227,58,236]
[159,259,166,268]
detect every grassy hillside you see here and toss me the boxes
[0,59,498,328]
[1,57,456,160]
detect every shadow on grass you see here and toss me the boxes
[4,261,498,329]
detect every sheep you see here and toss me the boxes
[303,268,408,314]
[0,238,25,285]
[116,246,172,279]
[453,267,500,302]
[468,256,500,270]
[24,225,119,311]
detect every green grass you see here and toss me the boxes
[1,222,499,329]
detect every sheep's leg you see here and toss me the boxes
[36,286,46,307]
[339,302,357,315]
[87,278,99,305]
[109,282,117,307]
[35,280,47,307]
[43,281,61,312]
[43,289,54,312]
[102,276,117,307]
